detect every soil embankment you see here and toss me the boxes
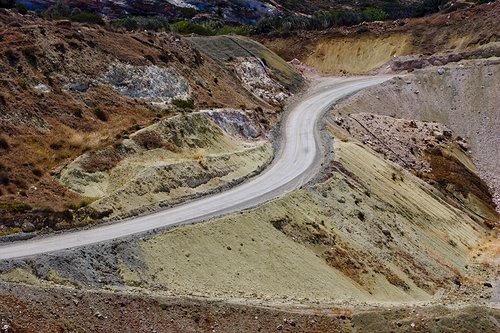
[258,2,500,74]
[331,59,500,217]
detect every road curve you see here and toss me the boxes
[0,75,392,260]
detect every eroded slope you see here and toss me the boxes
[259,2,500,74]
[331,59,500,216]
[0,10,303,234]
[58,110,272,221]
[1,115,495,306]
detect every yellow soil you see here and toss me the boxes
[304,34,413,74]
[135,213,371,302]
[59,112,273,219]
[0,269,42,286]
[120,136,485,304]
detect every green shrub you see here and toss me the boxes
[256,10,365,33]
[42,2,71,19]
[170,20,213,36]
[18,77,29,89]
[0,136,9,150]
[110,16,170,31]
[110,17,139,31]
[68,198,94,210]
[414,0,447,17]
[111,16,250,36]
[216,25,253,36]
[94,108,108,121]
[0,227,23,236]
[0,202,32,212]
[363,7,389,21]
[172,98,194,109]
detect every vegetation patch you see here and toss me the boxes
[171,98,194,110]
[80,148,123,173]
[0,227,22,237]
[41,3,104,25]
[67,12,103,25]
[132,131,166,150]
[0,202,32,213]
[93,108,108,122]
[67,198,95,211]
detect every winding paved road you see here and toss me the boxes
[0,75,392,260]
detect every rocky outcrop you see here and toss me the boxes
[102,63,190,104]
[232,57,290,105]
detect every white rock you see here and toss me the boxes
[33,83,50,93]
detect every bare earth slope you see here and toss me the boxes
[0,76,391,259]
[0,10,303,234]
[258,2,500,74]
[1,6,499,332]
[331,59,500,216]
[0,75,498,331]
[0,75,498,330]
[0,78,498,332]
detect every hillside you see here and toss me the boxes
[16,0,431,20]
[330,60,500,219]
[0,9,303,234]
[258,2,500,74]
[0,2,499,332]
[1,62,498,330]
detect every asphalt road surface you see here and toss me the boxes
[0,75,392,260]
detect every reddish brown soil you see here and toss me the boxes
[0,10,276,232]
[1,282,499,333]
[0,283,344,333]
